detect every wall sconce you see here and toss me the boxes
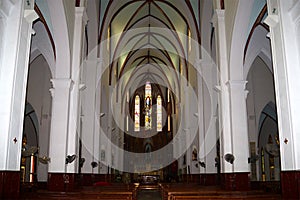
[65,154,76,164]
[195,161,206,168]
[224,153,235,164]
[91,161,98,168]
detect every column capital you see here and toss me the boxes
[226,80,249,99]
[211,9,225,27]
[24,0,39,23]
[49,79,73,98]
[24,10,39,23]
[215,9,225,18]
[264,14,279,27]
[75,7,88,26]
[226,80,248,90]
[50,78,73,89]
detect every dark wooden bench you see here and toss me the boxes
[82,183,138,200]
[159,183,281,200]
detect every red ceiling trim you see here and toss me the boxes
[34,4,56,59]
[220,0,225,9]
[185,0,201,45]
[75,0,80,7]
[244,4,268,63]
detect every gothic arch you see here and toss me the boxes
[229,0,254,80]
[30,20,55,77]
[243,25,272,80]
[48,0,71,78]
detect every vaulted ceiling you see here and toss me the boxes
[98,0,202,93]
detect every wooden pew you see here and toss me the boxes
[172,195,281,200]
[82,183,138,200]
[159,183,281,200]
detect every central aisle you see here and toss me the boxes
[137,190,162,200]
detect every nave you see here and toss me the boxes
[2,0,300,199]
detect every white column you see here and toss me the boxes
[196,60,205,174]
[227,81,249,172]
[198,59,218,174]
[106,86,113,170]
[66,7,88,173]
[0,0,38,170]
[94,58,104,173]
[265,0,300,170]
[212,9,233,173]
[48,79,72,172]
[81,59,97,173]
[184,86,191,171]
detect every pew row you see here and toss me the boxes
[159,183,281,200]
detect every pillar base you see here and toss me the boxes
[0,171,20,199]
[221,172,249,191]
[48,173,77,191]
[281,171,300,199]
[181,174,200,183]
[199,174,220,185]
[77,174,111,186]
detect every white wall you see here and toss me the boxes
[246,56,276,180]
[246,56,275,144]
[27,55,52,181]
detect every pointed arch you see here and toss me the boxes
[48,0,71,78]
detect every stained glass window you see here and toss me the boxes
[157,95,162,131]
[134,95,140,131]
[145,82,152,130]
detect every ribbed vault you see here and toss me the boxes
[98,0,201,93]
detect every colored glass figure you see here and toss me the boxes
[157,95,162,131]
[135,95,140,131]
[145,82,152,130]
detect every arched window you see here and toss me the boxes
[145,82,152,130]
[157,95,162,131]
[134,95,140,131]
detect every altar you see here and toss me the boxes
[138,174,160,185]
[134,168,163,184]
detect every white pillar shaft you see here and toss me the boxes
[265,0,300,170]
[201,61,218,174]
[93,58,104,173]
[197,61,205,174]
[48,79,72,172]
[81,60,97,173]
[107,86,113,168]
[0,0,38,170]
[212,9,233,173]
[184,86,191,168]
[228,81,249,172]
[67,7,87,173]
